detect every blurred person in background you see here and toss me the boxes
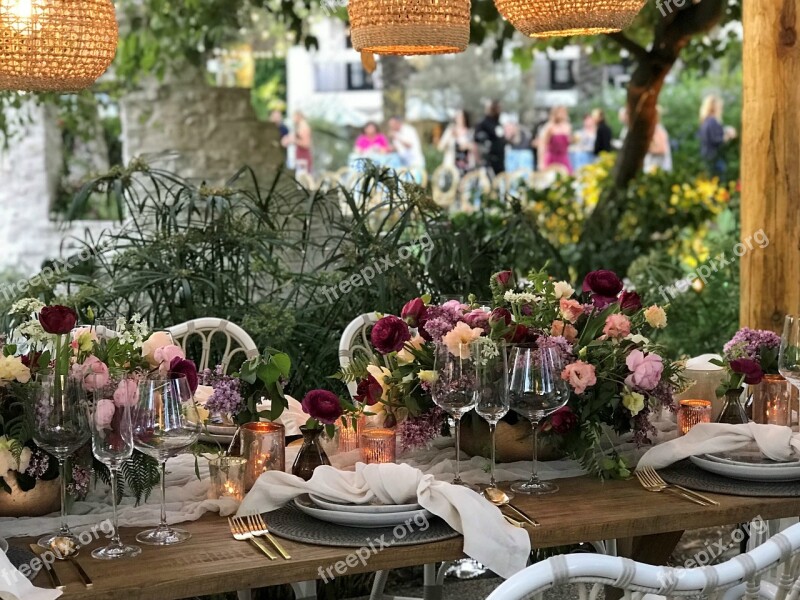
[538,105,573,174]
[593,109,613,155]
[389,116,426,171]
[355,122,391,155]
[438,109,477,174]
[573,113,597,170]
[644,107,673,172]
[284,111,313,174]
[474,100,506,176]
[699,95,736,176]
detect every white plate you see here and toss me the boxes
[308,493,421,514]
[702,444,800,469]
[690,454,800,482]
[294,495,431,528]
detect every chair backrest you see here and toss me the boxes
[167,318,259,374]
[487,522,800,600]
[338,312,384,399]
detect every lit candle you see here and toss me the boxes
[359,428,397,464]
[209,456,247,501]
[241,422,285,490]
[677,399,712,436]
[338,415,366,452]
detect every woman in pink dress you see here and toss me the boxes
[354,122,391,155]
[538,106,573,175]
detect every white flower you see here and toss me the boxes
[625,333,651,346]
[553,281,575,300]
[0,355,31,385]
[503,291,541,304]
[9,298,45,315]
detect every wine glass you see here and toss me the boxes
[471,338,510,495]
[508,345,569,495]
[132,376,201,545]
[87,377,141,559]
[779,315,800,427]
[432,341,478,489]
[30,372,90,549]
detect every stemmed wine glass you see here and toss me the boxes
[470,338,510,495]
[432,341,478,489]
[508,345,569,495]
[30,372,90,549]
[87,377,141,559]
[778,315,800,427]
[132,376,201,545]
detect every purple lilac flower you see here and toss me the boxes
[422,302,467,341]
[649,381,677,412]
[67,465,91,499]
[205,370,244,417]
[536,335,574,367]
[397,408,447,452]
[632,408,657,447]
[723,328,781,361]
[25,449,50,479]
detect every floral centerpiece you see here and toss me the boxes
[713,328,780,393]
[338,267,684,478]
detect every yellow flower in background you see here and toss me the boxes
[644,305,668,329]
[418,370,438,384]
[622,390,646,416]
[0,355,31,385]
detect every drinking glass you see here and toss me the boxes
[87,380,141,559]
[508,345,569,495]
[432,341,478,488]
[132,376,201,545]
[30,373,90,549]
[779,315,800,427]
[471,339,510,495]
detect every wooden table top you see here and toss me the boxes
[18,475,800,600]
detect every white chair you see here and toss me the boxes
[338,312,383,399]
[487,522,800,600]
[167,317,258,373]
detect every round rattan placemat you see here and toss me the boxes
[659,460,800,497]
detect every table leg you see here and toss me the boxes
[605,530,684,600]
[236,591,252,600]
[291,580,317,599]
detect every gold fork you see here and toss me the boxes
[245,514,291,560]
[635,468,710,506]
[639,466,720,506]
[227,517,276,559]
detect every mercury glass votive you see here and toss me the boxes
[241,422,285,490]
[208,457,247,501]
[359,428,397,464]
[678,399,713,436]
[338,415,367,453]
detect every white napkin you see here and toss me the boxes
[258,395,306,437]
[238,462,531,579]
[0,550,62,600]
[637,422,800,469]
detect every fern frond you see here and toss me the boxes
[333,354,372,383]
[120,451,160,505]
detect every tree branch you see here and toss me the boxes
[605,32,650,61]
[659,0,727,51]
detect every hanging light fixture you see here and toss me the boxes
[0,0,118,92]
[348,0,470,68]
[493,0,647,38]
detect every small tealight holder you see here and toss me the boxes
[241,422,286,490]
[678,399,713,436]
[359,428,397,464]
[338,414,367,453]
[208,457,247,501]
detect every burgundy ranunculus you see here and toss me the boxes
[493,270,513,290]
[370,315,412,354]
[619,291,642,312]
[169,357,199,393]
[548,406,578,434]
[582,270,624,309]
[301,389,344,425]
[354,375,382,406]
[38,305,78,335]
[401,298,427,328]
[730,358,764,385]
[504,324,529,343]
[489,307,512,327]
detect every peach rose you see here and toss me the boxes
[551,320,578,343]
[603,314,631,339]
[559,298,584,324]
[441,322,484,359]
[142,331,175,366]
[561,361,597,395]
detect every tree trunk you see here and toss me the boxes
[380,56,410,119]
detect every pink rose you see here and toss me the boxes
[561,361,596,395]
[625,350,663,391]
[462,309,490,333]
[551,320,578,343]
[559,298,584,324]
[142,331,174,366]
[155,344,185,374]
[113,378,139,407]
[81,356,110,392]
[94,398,116,429]
[603,314,631,339]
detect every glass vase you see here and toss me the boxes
[291,426,331,481]
[750,374,795,426]
[716,388,748,425]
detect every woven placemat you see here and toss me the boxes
[659,460,800,497]
[265,503,460,548]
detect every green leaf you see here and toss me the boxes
[272,353,291,377]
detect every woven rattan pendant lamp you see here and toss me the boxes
[348,0,470,67]
[494,0,646,38]
[0,0,118,92]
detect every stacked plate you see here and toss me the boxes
[690,443,800,482]
[293,494,432,528]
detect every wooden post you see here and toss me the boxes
[740,0,800,331]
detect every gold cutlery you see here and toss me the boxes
[245,514,291,560]
[484,487,541,527]
[228,517,276,560]
[635,467,713,506]
[638,466,719,506]
[49,538,93,588]
[29,544,65,591]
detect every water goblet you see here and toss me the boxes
[779,315,800,427]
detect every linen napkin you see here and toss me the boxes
[637,422,800,470]
[238,462,531,579]
[0,549,62,600]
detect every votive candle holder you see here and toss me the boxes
[338,414,367,453]
[208,456,247,501]
[241,422,285,490]
[359,428,397,464]
[678,399,713,436]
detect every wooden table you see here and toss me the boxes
[18,475,800,600]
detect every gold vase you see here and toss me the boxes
[459,412,564,463]
[0,472,61,518]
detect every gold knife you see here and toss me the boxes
[504,503,541,527]
[29,544,65,591]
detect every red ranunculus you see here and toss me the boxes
[400,298,427,328]
[582,270,624,309]
[38,305,78,335]
[494,270,513,290]
[371,315,412,354]
[489,307,512,326]
[354,375,382,406]
[301,389,344,425]
[730,358,764,385]
[548,406,578,434]
[619,291,642,312]
[169,357,199,393]
[504,323,529,343]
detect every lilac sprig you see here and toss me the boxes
[203,365,244,416]
[397,407,447,452]
[67,465,90,499]
[24,449,50,479]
